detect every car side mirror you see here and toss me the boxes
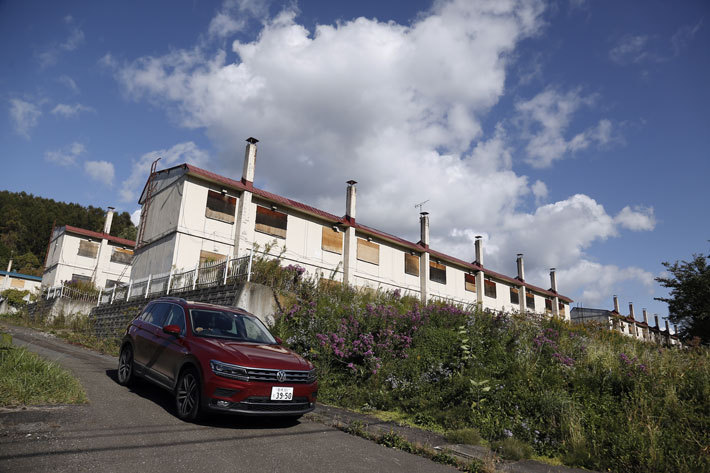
[163,324,181,336]
[275,337,283,345]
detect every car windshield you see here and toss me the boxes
[189,309,277,344]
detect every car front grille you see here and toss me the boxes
[244,368,313,383]
[235,396,310,412]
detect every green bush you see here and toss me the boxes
[491,437,534,461]
[271,277,709,473]
[445,428,482,445]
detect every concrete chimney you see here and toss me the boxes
[6,259,12,272]
[613,295,620,313]
[103,207,115,234]
[345,180,357,221]
[549,268,557,292]
[654,315,660,329]
[419,212,430,248]
[629,303,635,321]
[516,254,525,281]
[242,137,258,184]
[474,236,483,266]
[665,320,670,333]
[642,308,648,325]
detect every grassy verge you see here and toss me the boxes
[0,331,87,406]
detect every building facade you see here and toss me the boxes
[570,296,680,346]
[131,138,572,317]
[42,209,135,289]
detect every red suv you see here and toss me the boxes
[117,297,317,421]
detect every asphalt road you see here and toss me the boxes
[0,325,458,473]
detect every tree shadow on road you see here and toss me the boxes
[105,369,301,430]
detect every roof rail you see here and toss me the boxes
[157,296,187,304]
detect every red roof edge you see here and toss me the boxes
[64,225,135,248]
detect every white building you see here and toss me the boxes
[1,268,42,294]
[42,208,135,289]
[131,138,572,317]
[570,296,680,346]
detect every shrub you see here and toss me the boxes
[445,428,482,445]
[491,437,533,461]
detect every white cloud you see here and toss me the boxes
[557,260,655,307]
[130,209,142,226]
[515,88,613,168]
[58,75,80,93]
[51,103,95,118]
[84,160,115,186]
[37,17,84,67]
[614,205,656,231]
[119,141,211,202]
[609,35,650,65]
[9,98,42,138]
[671,20,703,56]
[45,142,86,166]
[111,0,656,303]
[207,0,270,38]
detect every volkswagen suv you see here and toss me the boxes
[117,297,317,421]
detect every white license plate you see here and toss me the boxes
[270,386,293,401]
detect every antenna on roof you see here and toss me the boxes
[414,199,430,213]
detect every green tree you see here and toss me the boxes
[655,251,710,345]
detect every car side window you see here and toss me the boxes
[143,303,170,327]
[243,317,271,343]
[164,304,186,334]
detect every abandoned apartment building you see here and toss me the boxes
[571,296,680,346]
[41,208,135,289]
[129,137,573,318]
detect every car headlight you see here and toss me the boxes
[210,360,249,381]
[306,368,317,383]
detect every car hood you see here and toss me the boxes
[200,339,311,370]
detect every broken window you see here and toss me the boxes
[484,280,497,298]
[110,247,133,265]
[321,226,343,254]
[255,205,287,238]
[464,273,476,292]
[404,253,419,277]
[71,274,91,283]
[429,261,447,284]
[558,302,566,316]
[545,298,553,313]
[526,292,535,310]
[78,240,99,259]
[205,190,236,224]
[357,238,379,265]
[509,287,519,305]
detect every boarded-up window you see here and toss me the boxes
[10,278,25,289]
[404,253,419,277]
[111,247,133,264]
[72,274,91,282]
[205,190,236,224]
[105,280,119,288]
[199,250,226,265]
[78,240,99,258]
[464,273,476,292]
[321,226,343,254]
[357,238,380,265]
[526,292,535,310]
[545,298,553,313]
[510,287,519,305]
[429,261,446,284]
[484,280,497,298]
[255,206,287,238]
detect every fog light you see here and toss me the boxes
[216,400,230,408]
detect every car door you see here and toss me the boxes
[151,303,189,386]
[135,302,170,375]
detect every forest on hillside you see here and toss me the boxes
[0,190,137,276]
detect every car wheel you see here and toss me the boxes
[175,368,201,421]
[117,345,134,386]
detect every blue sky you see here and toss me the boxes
[2,0,709,324]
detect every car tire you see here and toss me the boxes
[175,368,201,421]
[117,345,134,386]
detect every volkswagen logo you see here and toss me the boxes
[276,370,286,383]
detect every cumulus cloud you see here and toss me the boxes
[515,88,612,168]
[614,205,656,231]
[45,142,86,166]
[51,103,95,118]
[84,160,115,186]
[119,141,211,203]
[557,260,655,307]
[110,0,654,298]
[9,98,42,138]
[208,0,270,38]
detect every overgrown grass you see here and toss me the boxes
[272,275,710,473]
[0,332,87,406]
